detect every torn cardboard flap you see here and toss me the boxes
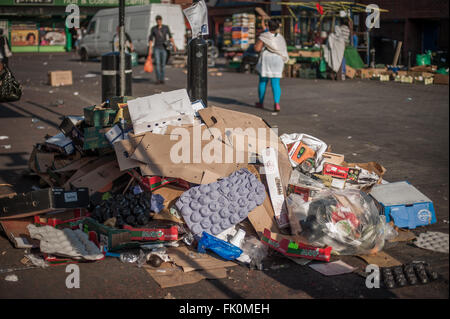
[0,217,39,249]
[114,136,143,171]
[69,159,125,194]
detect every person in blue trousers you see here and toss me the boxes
[254,19,289,112]
[148,15,177,84]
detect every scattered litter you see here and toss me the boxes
[309,260,356,276]
[84,74,97,78]
[73,92,79,96]
[36,126,45,130]
[347,136,352,139]
[0,145,11,149]
[5,275,18,282]
[413,232,449,254]
[164,292,176,299]
[0,136,8,140]
[31,118,39,123]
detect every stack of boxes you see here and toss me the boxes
[231,13,256,50]
[223,18,233,48]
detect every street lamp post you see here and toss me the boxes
[119,0,125,97]
[187,0,208,106]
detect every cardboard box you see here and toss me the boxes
[345,65,356,79]
[82,217,133,251]
[83,105,117,127]
[34,209,90,229]
[48,70,73,87]
[0,217,39,248]
[323,163,349,179]
[359,68,386,79]
[370,181,436,229]
[322,152,344,166]
[83,126,111,150]
[433,73,449,85]
[0,188,89,220]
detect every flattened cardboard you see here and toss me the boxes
[114,136,144,171]
[144,263,228,289]
[198,106,292,188]
[64,155,115,187]
[0,217,39,248]
[35,152,55,173]
[357,251,402,268]
[152,186,186,223]
[346,161,386,180]
[69,160,125,194]
[322,152,345,166]
[167,246,236,272]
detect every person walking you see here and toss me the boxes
[148,15,177,84]
[112,26,134,53]
[254,19,289,112]
[0,28,12,66]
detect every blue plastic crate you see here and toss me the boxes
[370,181,437,229]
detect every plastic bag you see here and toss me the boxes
[238,236,268,270]
[299,189,386,255]
[286,193,310,236]
[416,51,432,66]
[144,56,153,73]
[197,231,243,260]
[0,65,22,102]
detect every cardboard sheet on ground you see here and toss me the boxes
[309,260,356,276]
[357,251,402,267]
[152,186,186,223]
[114,136,144,171]
[144,263,228,289]
[167,246,236,272]
[198,106,292,188]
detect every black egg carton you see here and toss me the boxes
[381,262,439,289]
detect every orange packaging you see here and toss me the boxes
[287,141,315,165]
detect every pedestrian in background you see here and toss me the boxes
[148,15,177,84]
[0,28,12,66]
[112,26,134,53]
[254,19,289,112]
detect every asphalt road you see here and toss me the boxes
[0,52,448,299]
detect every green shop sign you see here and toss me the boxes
[1,0,160,6]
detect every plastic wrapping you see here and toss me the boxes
[197,231,243,260]
[238,236,268,270]
[299,189,386,255]
[286,193,310,236]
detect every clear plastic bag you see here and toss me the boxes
[239,236,268,270]
[299,189,386,255]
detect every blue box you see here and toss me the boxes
[370,181,437,229]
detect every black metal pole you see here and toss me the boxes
[187,0,208,106]
[119,0,125,97]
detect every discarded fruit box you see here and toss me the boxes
[48,70,73,87]
[0,188,90,220]
[82,217,134,252]
[83,105,117,127]
[261,229,332,262]
[34,209,90,229]
[122,225,178,241]
[370,181,437,229]
[83,126,112,150]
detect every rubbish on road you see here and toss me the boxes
[0,86,442,290]
[0,187,89,220]
[413,232,449,254]
[73,92,79,96]
[370,181,437,229]
[309,260,356,276]
[84,73,97,78]
[27,224,104,260]
[5,274,19,282]
[299,189,387,255]
[261,228,333,262]
[197,231,243,261]
[48,70,73,87]
[0,144,11,149]
[174,168,266,236]
[381,262,439,289]
[0,136,8,140]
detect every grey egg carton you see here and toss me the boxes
[27,224,104,260]
[175,168,266,236]
[413,231,449,254]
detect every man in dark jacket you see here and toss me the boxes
[148,15,177,84]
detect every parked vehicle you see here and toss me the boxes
[79,4,186,61]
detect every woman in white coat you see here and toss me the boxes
[254,19,289,112]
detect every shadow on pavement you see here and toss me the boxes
[208,96,254,108]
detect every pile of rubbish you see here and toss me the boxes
[0,88,445,288]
